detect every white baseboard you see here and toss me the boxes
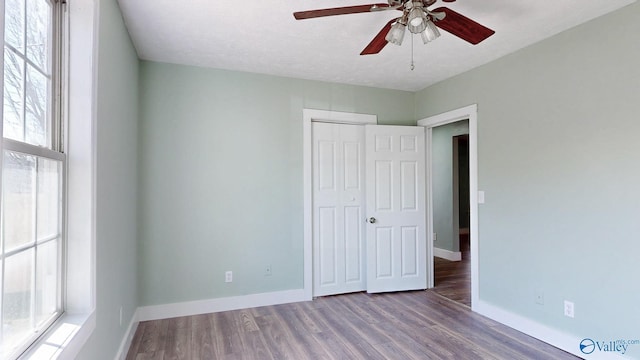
[475,300,627,360]
[433,247,462,261]
[136,289,309,322]
[116,311,139,360]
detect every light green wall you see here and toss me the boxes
[138,62,415,306]
[76,0,139,358]
[416,1,640,346]
[432,120,468,253]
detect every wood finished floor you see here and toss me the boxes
[433,234,471,307]
[126,290,579,360]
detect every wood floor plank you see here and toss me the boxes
[219,311,248,358]
[309,330,371,360]
[234,327,274,360]
[190,314,214,359]
[294,304,380,359]
[163,316,192,360]
[140,320,162,353]
[374,321,455,359]
[339,294,382,325]
[135,351,165,360]
[373,341,421,360]
[319,300,392,346]
[427,323,501,360]
[238,310,259,332]
[231,307,274,359]
[253,313,306,360]
[316,306,393,358]
[208,312,230,358]
[272,306,333,360]
[290,303,325,334]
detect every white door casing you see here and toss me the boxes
[365,125,427,293]
[417,104,479,308]
[312,122,366,296]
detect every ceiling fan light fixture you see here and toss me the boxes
[385,21,406,46]
[421,19,441,43]
[407,7,427,34]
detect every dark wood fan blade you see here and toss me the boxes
[360,19,395,55]
[294,4,390,20]
[432,7,495,45]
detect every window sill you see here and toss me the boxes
[20,311,95,360]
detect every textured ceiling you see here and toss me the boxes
[118,0,635,92]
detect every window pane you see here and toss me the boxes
[37,158,60,240]
[26,0,51,72]
[2,152,36,251]
[3,48,25,142]
[25,65,50,146]
[4,0,25,52]
[2,249,35,357]
[35,239,59,326]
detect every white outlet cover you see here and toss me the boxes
[564,300,575,318]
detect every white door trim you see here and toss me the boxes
[303,109,377,299]
[417,104,479,310]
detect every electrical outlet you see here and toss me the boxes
[265,265,272,276]
[564,300,574,318]
[535,291,544,305]
[225,271,233,283]
[433,233,437,242]
[119,306,123,326]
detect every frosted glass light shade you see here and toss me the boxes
[421,20,441,43]
[385,22,406,45]
[407,7,426,34]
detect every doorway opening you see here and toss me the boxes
[417,104,479,311]
[432,130,470,306]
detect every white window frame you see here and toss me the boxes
[1,0,68,358]
[3,0,97,358]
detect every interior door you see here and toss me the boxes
[365,125,427,293]
[312,122,366,296]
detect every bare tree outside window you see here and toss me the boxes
[4,0,51,147]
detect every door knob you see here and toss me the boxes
[368,217,376,224]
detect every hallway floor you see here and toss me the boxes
[433,234,471,306]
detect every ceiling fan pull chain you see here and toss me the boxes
[410,34,415,70]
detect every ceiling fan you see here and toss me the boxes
[293,0,495,55]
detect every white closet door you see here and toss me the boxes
[313,122,366,296]
[365,125,427,293]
